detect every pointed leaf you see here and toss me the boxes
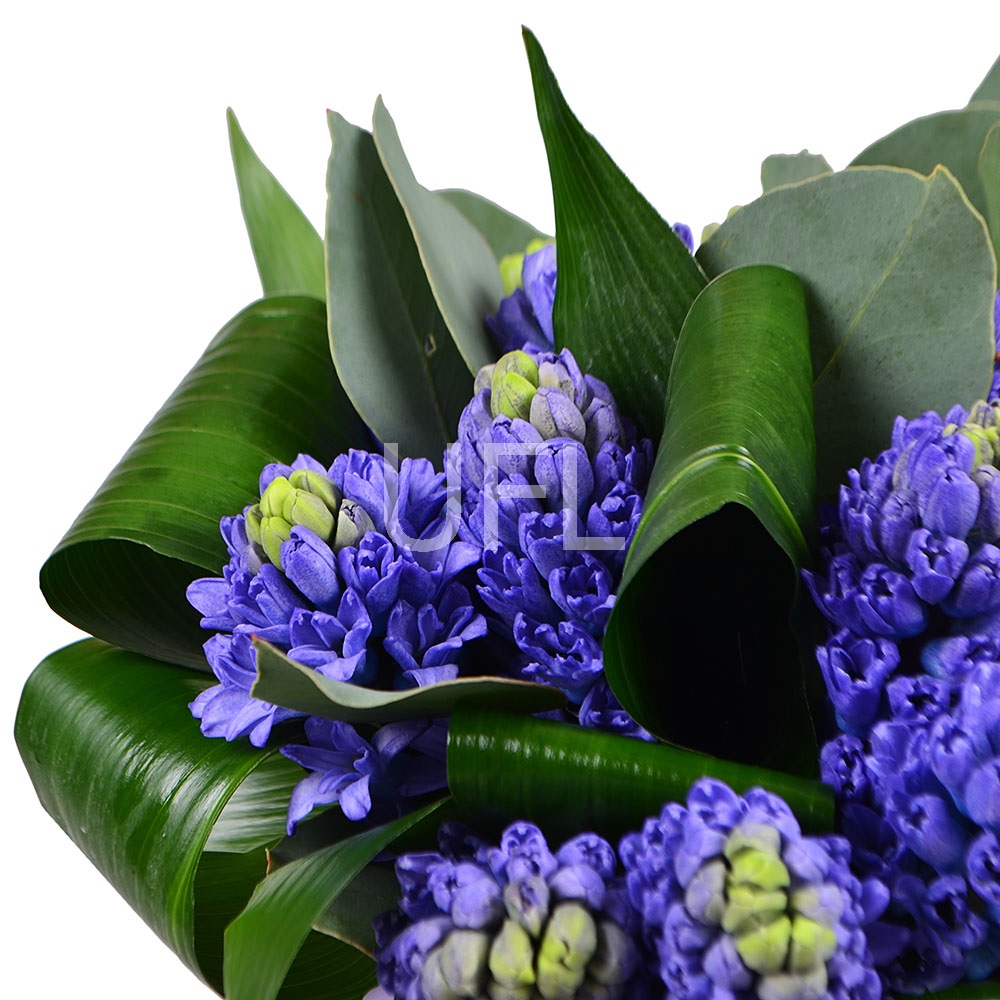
[373,99,501,373]
[760,151,832,191]
[971,54,1000,104]
[326,111,470,458]
[223,798,449,1000]
[980,120,1000,261]
[603,265,817,769]
[523,28,706,437]
[313,863,400,956]
[252,639,565,724]
[40,297,368,668]
[437,187,549,260]
[698,166,996,501]
[447,708,834,844]
[850,104,1000,217]
[228,109,326,299]
[14,638,349,995]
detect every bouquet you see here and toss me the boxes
[16,25,1000,1000]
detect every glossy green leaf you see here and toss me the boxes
[760,151,832,191]
[851,103,1000,218]
[313,862,401,956]
[698,166,996,501]
[603,266,817,769]
[14,638,351,996]
[448,708,834,844]
[228,109,326,299]
[224,798,449,1000]
[252,639,565,723]
[523,28,706,437]
[40,297,368,668]
[373,99,501,373]
[971,54,1000,104]
[326,111,470,458]
[980,121,1000,262]
[438,187,549,260]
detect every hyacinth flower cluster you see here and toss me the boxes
[373,779,883,1000]
[186,450,485,830]
[806,397,1000,989]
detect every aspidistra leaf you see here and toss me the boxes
[41,297,369,668]
[326,111,470,459]
[437,187,549,261]
[373,99,502,373]
[252,639,565,723]
[14,639,344,996]
[447,708,834,843]
[603,266,817,770]
[228,109,326,299]
[223,798,449,1000]
[698,166,996,501]
[760,151,832,191]
[522,28,706,437]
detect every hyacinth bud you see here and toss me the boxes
[333,498,376,551]
[530,386,587,442]
[247,471,343,569]
[492,350,540,420]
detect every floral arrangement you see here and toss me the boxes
[16,27,1000,1000]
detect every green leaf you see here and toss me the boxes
[40,297,368,668]
[760,151,832,191]
[223,798,449,1000]
[373,99,502,374]
[980,121,1000,262]
[252,639,565,723]
[971,54,1000,104]
[602,266,817,769]
[326,111,470,458]
[228,109,327,299]
[697,166,996,501]
[522,28,707,437]
[14,638,347,995]
[850,104,1000,218]
[312,862,400,956]
[447,708,834,844]
[438,187,549,260]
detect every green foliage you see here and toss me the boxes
[438,187,549,260]
[760,151,832,191]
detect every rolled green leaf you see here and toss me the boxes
[522,28,706,438]
[14,638,351,996]
[438,187,549,261]
[252,638,566,723]
[223,797,450,1000]
[760,151,832,191]
[326,111,470,459]
[447,708,834,844]
[980,121,1000,262]
[373,98,502,373]
[40,296,368,668]
[698,166,996,501]
[851,104,1000,219]
[227,109,326,299]
[603,265,817,770]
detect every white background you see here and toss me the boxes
[4,1,1000,996]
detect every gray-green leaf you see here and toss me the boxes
[979,121,1000,262]
[438,188,549,260]
[761,151,832,192]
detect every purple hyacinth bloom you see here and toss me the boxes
[989,291,1000,403]
[487,244,557,353]
[620,778,883,1000]
[374,820,642,1000]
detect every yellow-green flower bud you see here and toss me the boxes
[260,515,292,568]
[722,884,789,935]
[253,471,343,569]
[491,351,540,421]
[437,930,490,999]
[333,499,376,551]
[499,252,525,297]
[288,468,343,513]
[245,504,264,546]
[260,476,293,519]
[735,914,791,975]
[536,903,597,1000]
[728,847,791,893]
[788,915,837,973]
[488,920,536,995]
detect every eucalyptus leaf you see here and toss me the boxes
[523,28,706,437]
[223,798,449,1000]
[228,109,326,299]
[603,265,817,770]
[438,187,549,260]
[851,104,1000,218]
[980,121,1000,262]
[697,166,996,501]
[14,639,344,996]
[971,54,1000,104]
[40,297,368,668]
[447,708,834,844]
[373,99,502,373]
[326,111,470,459]
[760,150,832,191]
[252,639,565,723]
